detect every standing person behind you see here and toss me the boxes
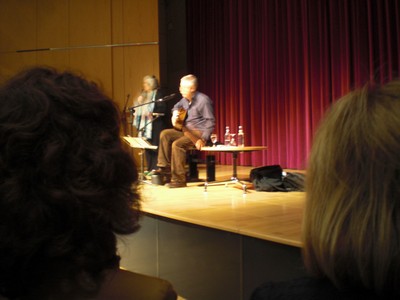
[0,67,177,300]
[133,75,167,173]
[154,74,215,188]
[251,81,400,299]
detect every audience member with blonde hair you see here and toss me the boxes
[251,80,400,299]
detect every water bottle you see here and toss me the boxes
[238,125,245,147]
[224,126,231,145]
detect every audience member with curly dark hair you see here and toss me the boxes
[0,67,177,300]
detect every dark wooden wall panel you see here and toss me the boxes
[37,0,68,49]
[36,51,69,71]
[69,48,113,95]
[0,0,37,52]
[0,52,37,82]
[0,0,159,111]
[68,0,111,46]
[122,0,159,42]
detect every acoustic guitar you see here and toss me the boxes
[173,108,203,146]
[173,108,187,131]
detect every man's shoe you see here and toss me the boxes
[153,167,171,183]
[165,181,187,188]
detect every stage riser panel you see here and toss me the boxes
[118,214,307,300]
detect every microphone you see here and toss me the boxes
[127,94,177,111]
[156,93,177,102]
[152,113,165,117]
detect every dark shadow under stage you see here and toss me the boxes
[117,165,307,300]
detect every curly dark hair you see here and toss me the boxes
[0,67,141,299]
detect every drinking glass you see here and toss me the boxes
[230,133,236,146]
[210,133,218,147]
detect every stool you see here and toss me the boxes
[187,149,215,182]
[188,151,200,181]
[206,155,216,181]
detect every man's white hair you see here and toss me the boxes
[180,74,198,87]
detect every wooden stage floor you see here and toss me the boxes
[140,165,305,247]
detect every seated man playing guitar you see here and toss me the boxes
[154,74,215,188]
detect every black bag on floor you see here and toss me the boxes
[250,165,287,192]
[250,165,306,192]
[282,172,305,191]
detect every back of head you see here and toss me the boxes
[0,67,141,299]
[303,80,400,296]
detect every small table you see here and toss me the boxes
[200,146,267,193]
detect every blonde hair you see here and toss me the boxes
[303,80,400,295]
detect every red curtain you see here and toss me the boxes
[187,0,400,169]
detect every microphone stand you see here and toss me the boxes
[129,93,176,181]
[136,114,164,183]
[121,94,130,135]
[127,97,151,126]
[128,100,152,114]
[137,114,164,136]
[127,93,177,114]
[123,93,130,112]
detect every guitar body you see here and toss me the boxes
[173,108,201,145]
[173,108,187,131]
